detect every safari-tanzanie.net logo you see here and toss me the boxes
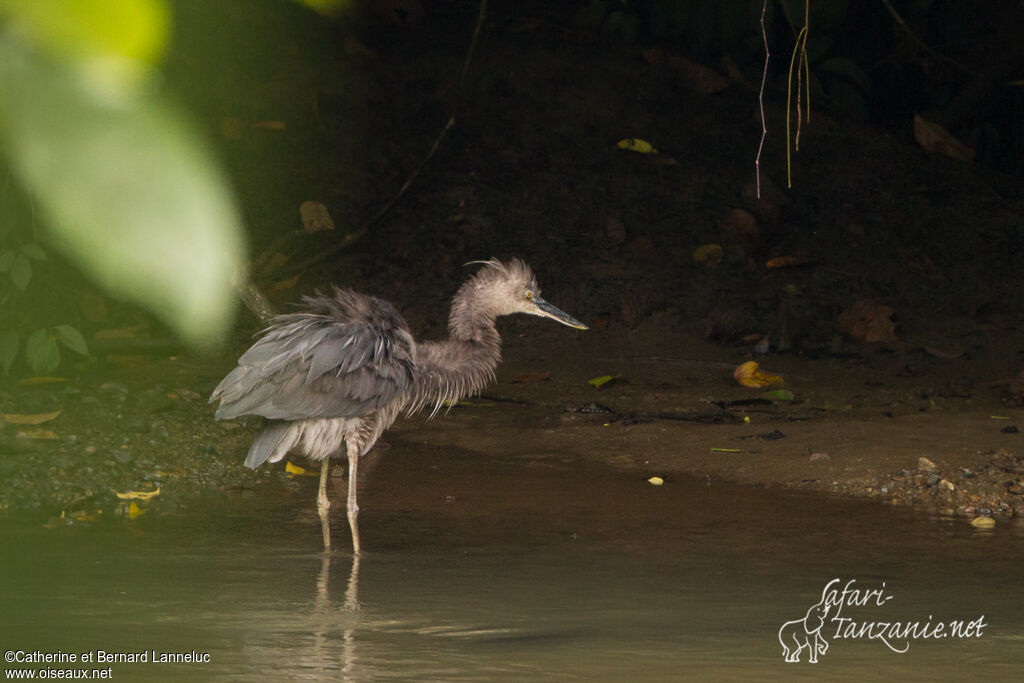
[778,578,987,663]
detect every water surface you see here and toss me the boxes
[1,442,1022,680]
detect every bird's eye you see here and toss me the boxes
[524,290,533,300]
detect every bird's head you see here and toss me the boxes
[467,258,588,330]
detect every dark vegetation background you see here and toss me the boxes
[170,0,1024,346]
[5,0,1024,361]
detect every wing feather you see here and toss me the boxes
[211,289,416,421]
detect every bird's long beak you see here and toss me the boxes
[534,296,588,330]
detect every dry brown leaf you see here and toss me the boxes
[267,274,301,295]
[923,345,964,359]
[666,54,732,94]
[722,208,758,250]
[765,256,811,268]
[260,252,290,275]
[300,200,335,233]
[837,299,899,344]
[913,115,975,162]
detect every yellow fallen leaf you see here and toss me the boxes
[128,501,145,520]
[588,375,620,388]
[733,361,784,388]
[17,376,67,386]
[114,487,161,502]
[3,409,62,425]
[20,428,59,440]
[970,516,995,529]
[647,476,664,486]
[615,138,658,154]
[286,461,318,476]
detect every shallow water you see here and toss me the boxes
[2,441,1023,681]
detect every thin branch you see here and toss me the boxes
[755,0,769,199]
[785,25,806,188]
[794,0,809,150]
[879,0,975,78]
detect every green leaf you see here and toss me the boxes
[20,243,46,260]
[0,330,19,373]
[0,35,246,349]
[10,253,31,290]
[765,389,795,401]
[0,250,13,272]
[0,0,170,65]
[54,324,89,356]
[26,328,60,375]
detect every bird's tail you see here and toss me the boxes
[244,421,293,469]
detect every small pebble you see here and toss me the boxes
[918,457,938,472]
[939,479,955,492]
[111,449,134,464]
[971,516,996,529]
[925,473,940,487]
[647,476,664,486]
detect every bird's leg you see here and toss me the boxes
[346,442,361,555]
[317,459,331,551]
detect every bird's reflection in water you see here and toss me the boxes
[310,551,361,679]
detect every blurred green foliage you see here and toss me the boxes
[0,239,89,375]
[0,0,246,351]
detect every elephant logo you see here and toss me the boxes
[779,598,831,663]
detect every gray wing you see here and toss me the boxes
[210,291,416,421]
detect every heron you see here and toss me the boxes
[210,258,587,554]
